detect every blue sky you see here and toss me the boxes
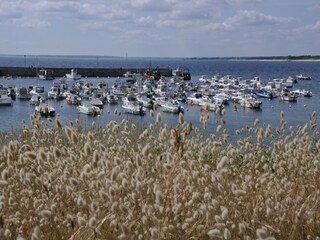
[0,0,319,57]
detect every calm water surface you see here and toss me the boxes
[0,55,319,137]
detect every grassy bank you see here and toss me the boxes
[0,111,320,239]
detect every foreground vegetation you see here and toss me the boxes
[0,111,320,239]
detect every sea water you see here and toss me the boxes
[0,55,319,137]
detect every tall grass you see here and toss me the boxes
[0,111,320,239]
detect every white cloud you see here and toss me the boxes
[135,16,154,27]
[206,10,292,31]
[306,21,320,30]
[19,19,51,28]
[125,0,171,11]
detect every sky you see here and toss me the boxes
[0,0,320,57]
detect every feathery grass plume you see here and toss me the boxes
[40,209,52,218]
[65,126,73,141]
[156,113,162,124]
[254,118,260,127]
[31,226,41,240]
[208,229,221,238]
[216,125,222,133]
[69,177,79,187]
[256,228,268,239]
[84,142,92,156]
[1,169,9,181]
[93,150,99,164]
[25,151,37,160]
[120,223,129,235]
[204,103,210,112]
[77,215,87,226]
[155,189,164,205]
[53,147,61,158]
[150,109,154,117]
[4,229,12,238]
[179,112,184,125]
[0,180,9,187]
[89,216,97,228]
[224,228,231,240]
[55,117,62,128]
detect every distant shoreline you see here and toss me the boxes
[187,55,320,61]
[228,58,320,62]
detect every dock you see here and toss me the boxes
[0,67,173,78]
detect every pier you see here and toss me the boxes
[0,67,173,78]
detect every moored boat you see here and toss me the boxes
[0,90,13,106]
[66,69,81,80]
[77,103,101,115]
[239,94,262,109]
[35,103,55,117]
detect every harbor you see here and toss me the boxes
[0,58,320,137]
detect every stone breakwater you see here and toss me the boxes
[0,67,173,78]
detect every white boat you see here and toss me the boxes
[187,93,203,105]
[280,89,298,102]
[30,95,44,105]
[90,97,104,109]
[198,97,224,111]
[77,103,101,115]
[16,87,32,100]
[66,69,81,80]
[161,100,184,113]
[291,89,312,97]
[29,85,48,101]
[137,95,154,108]
[47,86,63,99]
[154,80,168,97]
[296,74,311,80]
[0,90,12,106]
[122,103,146,115]
[122,94,146,115]
[38,69,54,80]
[106,93,119,104]
[66,94,81,105]
[198,75,210,83]
[239,94,262,109]
[213,92,230,105]
[35,103,55,117]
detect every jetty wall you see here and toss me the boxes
[0,67,173,78]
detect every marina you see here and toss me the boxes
[0,56,319,134]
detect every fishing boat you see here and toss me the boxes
[239,94,262,109]
[66,69,81,80]
[0,90,12,106]
[161,100,184,113]
[16,87,32,100]
[90,97,104,109]
[291,89,312,97]
[38,69,54,80]
[296,74,311,80]
[122,94,146,115]
[254,89,274,99]
[35,103,55,117]
[47,86,63,100]
[77,103,101,115]
[198,97,224,111]
[106,93,119,104]
[280,88,298,102]
[66,94,81,105]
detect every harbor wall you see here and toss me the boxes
[0,67,173,78]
